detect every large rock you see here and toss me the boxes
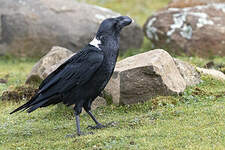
[174,58,201,86]
[144,3,225,57]
[0,0,143,57]
[26,46,74,84]
[167,0,225,8]
[105,49,186,105]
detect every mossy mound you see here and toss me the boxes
[1,86,38,102]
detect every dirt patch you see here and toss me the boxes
[1,85,38,102]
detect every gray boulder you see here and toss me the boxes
[105,49,186,105]
[26,46,73,84]
[0,0,143,57]
[144,3,225,57]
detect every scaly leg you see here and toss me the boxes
[86,110,106,129]
[66,103,93,137]
[75,114,84,136]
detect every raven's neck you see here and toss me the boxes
[100,35,119,63]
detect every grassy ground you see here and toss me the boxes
[0,57,37,95]
[1,0,225,149]
[0,73,225,149]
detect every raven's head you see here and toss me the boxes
[97,16,132,35]
[90,16,132,49]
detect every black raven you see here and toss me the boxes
[10,16,132,136]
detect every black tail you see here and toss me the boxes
[10,93,60,114]
[10,93,40,114]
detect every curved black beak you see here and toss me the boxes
[116,16,132,28]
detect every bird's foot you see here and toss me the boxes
[87,123,106,129]
[87,121,117,130]
[65,131,93,138]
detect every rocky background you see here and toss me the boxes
[0,0,143,57]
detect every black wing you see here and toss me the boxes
[38,50,84,90]
[10,48,104,114]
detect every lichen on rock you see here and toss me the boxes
[145,17,159,41]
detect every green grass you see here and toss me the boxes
[177,56,225,68]
[1,0,225,149]
[0,75,224,149]
[0,57,36,95]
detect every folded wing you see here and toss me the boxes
[10,49,104,114]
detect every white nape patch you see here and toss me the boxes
[90,37,101,49]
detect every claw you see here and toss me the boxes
[87,123,106,129]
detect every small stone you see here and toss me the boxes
[196,67,225,80]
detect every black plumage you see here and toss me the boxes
[10,16,132,135]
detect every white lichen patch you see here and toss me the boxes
[189,12,214,28]
[168,8,180,11]
[180,24,192,39]
[167,12,191,39]
[146,17,159,41]
[167,11,214,39]
[211,3,225,13]
[197,17,214,28]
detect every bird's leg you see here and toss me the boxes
[83,101,115,130]
[83,104,105,129]
[75,113,83,136]
[73,104,86,136]
[66,111,83,137]
[86,110,106,129]
[66,104,93,137]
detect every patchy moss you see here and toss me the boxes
[1,85,38,102]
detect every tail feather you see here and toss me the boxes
[27,94,60,113]
[10,93,39,114]
[27,99,49,113]
[10,92,60,114]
